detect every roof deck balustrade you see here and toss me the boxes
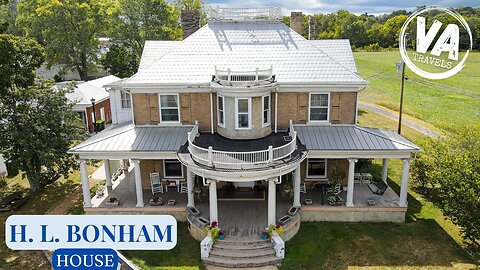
[187,121,297,167]
[213,66,275,87]
[207,6,282,22]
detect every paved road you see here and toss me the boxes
[359,102,441,138]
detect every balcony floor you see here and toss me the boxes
[194,132,291,152]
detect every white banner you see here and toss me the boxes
[5,215,177,250]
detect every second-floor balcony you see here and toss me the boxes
[212,66,276,89]
[186,121,298,169]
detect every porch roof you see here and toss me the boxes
[69,122,193,159]
[295,125,420,156]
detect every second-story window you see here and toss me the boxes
[121,91,131,109]
[159,94,180,123]
[235,97,251,129]
[217,95,225,127]
[309,93,329,122]
[262,94,271,127]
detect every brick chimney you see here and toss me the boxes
[290,12,303,35]
[181,10,200,40]
[308,16,315,40]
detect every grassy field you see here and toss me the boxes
[354,51,480,130]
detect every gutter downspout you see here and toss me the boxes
[275,90,278,133]
[210,92,214,134]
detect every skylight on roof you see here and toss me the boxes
[206,6,282,22]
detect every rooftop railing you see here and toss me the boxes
[214,66,274,85]
[207,6,282,22]
[187,120,297,167]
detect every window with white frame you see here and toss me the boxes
[306,158,327,178]
[309,93,329,122]
[262,94,271,127]
[217,95,225,127]
[235,97,251,129]
[121,91,131,109]
[163,159,183,178]
[159,94,180,123]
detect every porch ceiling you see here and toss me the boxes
[69,122,193,159]
[295,125,420,158]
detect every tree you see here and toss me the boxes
[111,0,181,59]
[0,34,86,192]
[16,0,118,81]
[412,127,480,262]
[101,43,138,78]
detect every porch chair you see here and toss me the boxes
[150,172,164,195]
[300,183,307,194]
[179,182,188,193]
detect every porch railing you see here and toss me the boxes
[207,6,282,22]
[214,66,273,85]
[187,120,297,166]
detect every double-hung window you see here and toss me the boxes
[163,159,183,178]
[309,93,329,122]
[262,95,271,127]
[235,97,251,129]
[217,95,225,127]
[306,158,327,178]
[159,94,180,123]
[120,91,131,109]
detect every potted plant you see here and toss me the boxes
[218,230,225,240]
[328,195,344,206]
[260,231,269,240]
[267,224,285,238]
[328,166,346,190]
[149,197,163,206]
[95,119,105,132]
[192,187,203,202]
[105,197,119,207]
[204,221,219,241]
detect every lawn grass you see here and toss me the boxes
[354,51,480,130]
[0,163,100,270]
[121,223,204,270]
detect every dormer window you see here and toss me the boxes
[159,94,180,123]
[121,91,131,109]
[309,93,329,122]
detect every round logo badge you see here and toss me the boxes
[399,6,473,80]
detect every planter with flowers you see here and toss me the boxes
[204,221,220,241]
[260,231,269,240]
[218,230,225,240]
[267,224,285,238]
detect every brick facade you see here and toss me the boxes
[86,98,111,133]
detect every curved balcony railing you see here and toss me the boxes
[214,66,274,86]
[187,121,297,166]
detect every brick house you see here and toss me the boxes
[69,7,419,267]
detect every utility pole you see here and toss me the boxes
[398,61,406,135]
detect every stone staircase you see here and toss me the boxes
[202,236,282,268]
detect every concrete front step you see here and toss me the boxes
[214,241,273,250]
[219,236,269,244]
[209,247,276,258]
[203,254,282,268]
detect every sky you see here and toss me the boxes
[207,0,480,15]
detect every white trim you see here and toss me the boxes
[210,92,214,134]
[274,91,278,133]
[262,94,271,127]
[75,151,179,160]
[305,158,327,179]
[235,97,252,130]
[307,150,416,159]
[158,94,181,124]
[217,95,225,128]
[308,92,330,123]
[163,159,184,179]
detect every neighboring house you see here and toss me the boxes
[59,75,120,133]
[0,154,7,177]
[69,7,420,267]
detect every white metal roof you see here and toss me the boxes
[124,22,366,87]
[295,125,419,152]
[309,40,357,73]
[138,41,180,71]
[61,75,120,106]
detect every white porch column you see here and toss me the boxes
[346,158,357,207]
[381,158,388,183]
[399,158,412,207]
[79,160,92,207]
[293,166,301,207]
[268,178,277,225]
[209,180,218,222]
[104,159,112,187]
[132,160,144,207]
[274,91,278,133]
[187,169,195,207]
